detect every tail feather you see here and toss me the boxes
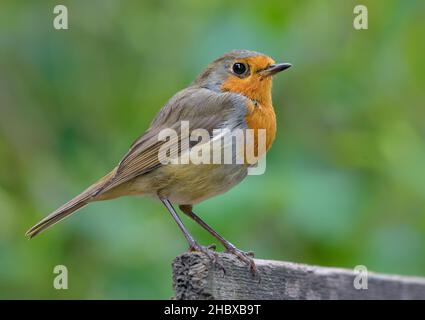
[25,201,88,238]
[26,170,116,239]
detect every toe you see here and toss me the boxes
[225,247,259,278]
[207,244,217,250]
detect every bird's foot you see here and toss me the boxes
[225,245,258,278]
[188,243,225,274]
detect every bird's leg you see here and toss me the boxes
[179,205,258,275]
[161,199,220,266]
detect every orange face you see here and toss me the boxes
[221,55,281,154]
[220,55,276,106]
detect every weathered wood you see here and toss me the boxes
[172,252,425,300]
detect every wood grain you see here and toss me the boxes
[172,252,425,300]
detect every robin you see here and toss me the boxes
[26,50,291,272]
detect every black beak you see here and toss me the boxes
[260,63,292,76]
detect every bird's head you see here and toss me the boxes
[193,50,291,105]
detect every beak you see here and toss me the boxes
[260,63,292,77]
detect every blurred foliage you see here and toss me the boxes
[1,0,425,299]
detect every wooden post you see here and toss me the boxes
[172,252,425,300]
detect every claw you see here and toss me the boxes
[225,247,259,279]
[207,244,217,251]
[189,243,225,274]
[246,251,255,258]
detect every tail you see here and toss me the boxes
[26,170,115,239]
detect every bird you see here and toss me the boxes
[26,50,291,273]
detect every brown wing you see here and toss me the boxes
[96,87,249,195]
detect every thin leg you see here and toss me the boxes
[179,204,257,275]
[161,199,220,265]
[162,199,197,247]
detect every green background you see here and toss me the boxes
[1,0,424,299]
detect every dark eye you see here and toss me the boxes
[232,63,247,75]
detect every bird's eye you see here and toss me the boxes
[232,63,247,75]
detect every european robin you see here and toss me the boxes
[26,50,291,272]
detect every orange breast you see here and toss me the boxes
[245,100,277,155]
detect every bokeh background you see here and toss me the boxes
[1,0,424,299]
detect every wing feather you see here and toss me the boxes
[97,87,248,195]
